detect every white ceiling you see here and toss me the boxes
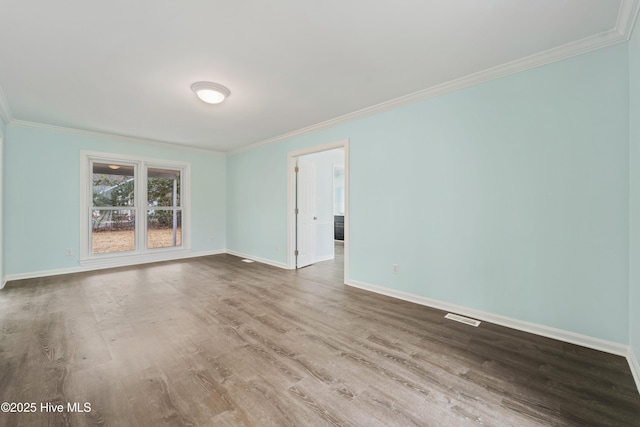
[0,0,637,153]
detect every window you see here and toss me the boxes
[92,162,137,254]
[81,152,189,263]
[146,167,182,249]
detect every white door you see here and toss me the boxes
[296,157,317,268]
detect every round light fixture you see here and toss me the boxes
[191,81,231,104]
[107,165,121,170]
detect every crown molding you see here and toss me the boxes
[0,84,13,127]
[617,0,640,39]
[230,0,640,156]
[9,120,226,156]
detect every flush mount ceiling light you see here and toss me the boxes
[107,165,121,170]
[191,81,231,104]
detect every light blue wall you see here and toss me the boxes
[228,44,630,343]
[0,30,634,349]
[227,146,289,262]
[629,19,640,360]
[3,125,226,276]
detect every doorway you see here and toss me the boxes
[287,140,349,282]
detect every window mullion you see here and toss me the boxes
[82,152,188,261]
[139,163,147,254]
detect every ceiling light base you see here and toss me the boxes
[191,81,231,104]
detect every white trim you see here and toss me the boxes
[287,140,348,159]
[230,0,640,156]
[1,3,637,157]
[2,249,225,284]
[79,247,196,270]
[9,120,225,156]
[225,250,290,269]
[345,279,630,357]
[80,150,193,170]
[617,0,640,39]
[1,3,636,157]
[629,347,640,395]
[80,150,191,262]
[287,140,349,283]
[0,84,12,126]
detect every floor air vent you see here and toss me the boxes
[445,313,481,327]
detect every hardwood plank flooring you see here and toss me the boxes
[1,243,639,426]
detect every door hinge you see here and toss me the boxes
[295,208,299,214]
[294,166,299,173]
[294,250,299,256]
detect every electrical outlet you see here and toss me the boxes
[66,248,73,256]
[392,264,399,274]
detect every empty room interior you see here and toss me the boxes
[1,1,640,425]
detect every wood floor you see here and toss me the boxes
[1,244,639,426]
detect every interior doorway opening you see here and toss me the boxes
[287,140,349,283]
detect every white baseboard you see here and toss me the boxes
[2,249,226,285]
[225,250,291,269]
[629,346,640,394]
[2,255,638,395]
[2,249,289,286]
[345,279,629,357]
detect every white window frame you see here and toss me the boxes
[80,151,191,267]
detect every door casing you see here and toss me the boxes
[287,139,349,282]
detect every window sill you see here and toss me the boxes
[79,248,190,270]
